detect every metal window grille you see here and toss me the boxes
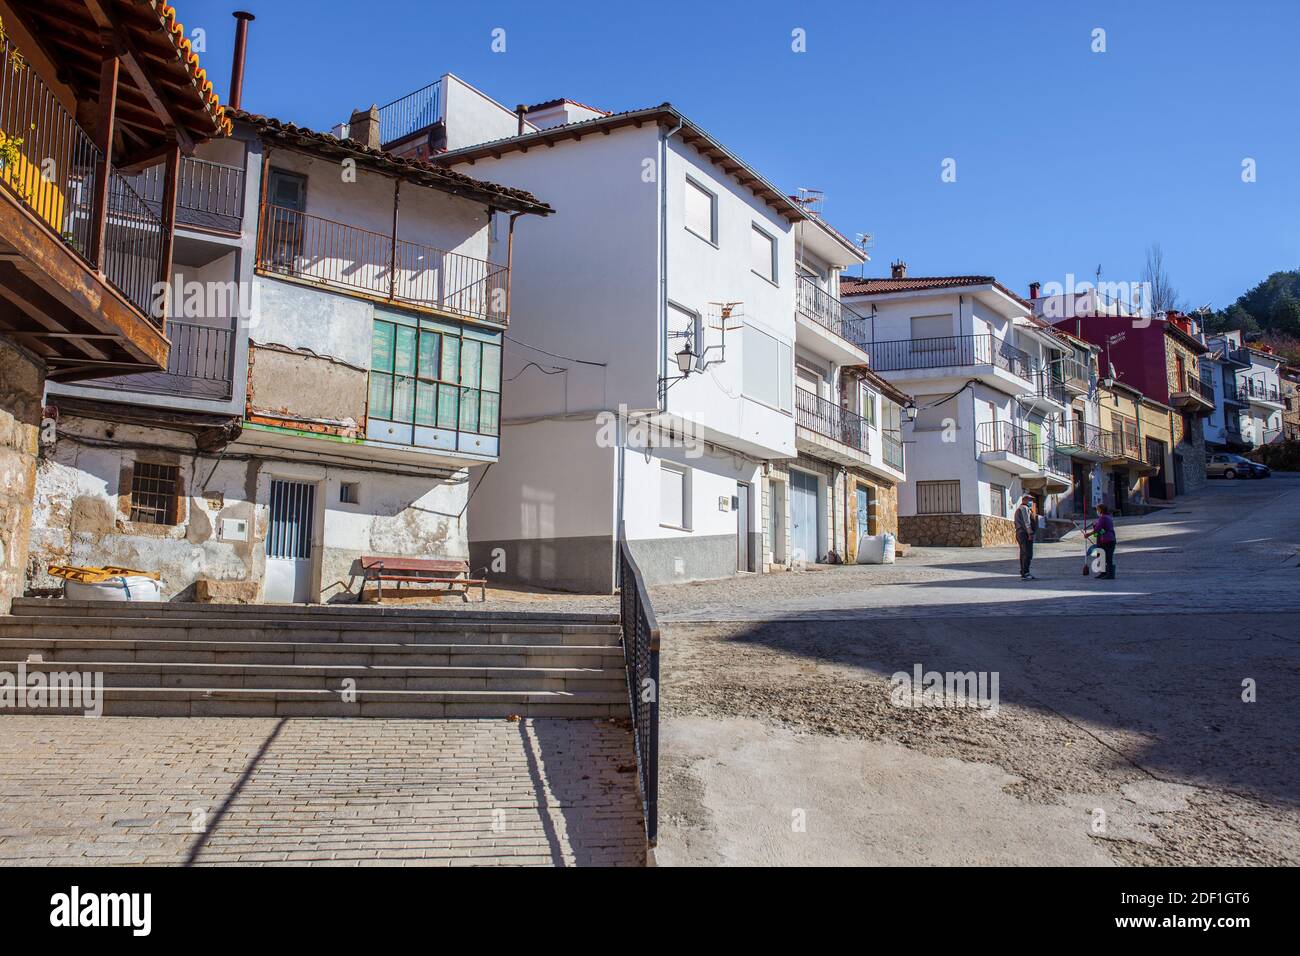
[130,463,179,525]
[917,480,961,515]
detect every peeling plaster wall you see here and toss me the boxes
[30,416,470,603]
[30,417,259,600]
[1,339,42,612]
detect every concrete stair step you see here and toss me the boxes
[0,637,625,669]
[0,686,630,718]
[0,616,622,646]
[0,658,628,693]
[10,598,619,625]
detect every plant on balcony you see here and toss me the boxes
[0,18,30,190]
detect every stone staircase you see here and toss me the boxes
[0,599,630,718]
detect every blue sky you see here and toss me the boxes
[184,0,1299,310]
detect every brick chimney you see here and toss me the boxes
[1029,281,1041,299]
[348,105,381,150]
[890,260,907,279]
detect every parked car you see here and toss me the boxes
[1206,453,1270,479]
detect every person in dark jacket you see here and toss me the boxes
[1014,495,1037,580]
[1087,503,1117,579]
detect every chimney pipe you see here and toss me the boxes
[890,260,907,280]
[515,104,528,136]
[1029,281,1041,300]
[228,11,255,111]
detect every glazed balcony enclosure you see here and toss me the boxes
[0,5,229,382]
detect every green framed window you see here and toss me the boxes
[368,315,502,441]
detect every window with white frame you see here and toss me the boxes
[660,463,689,529]
[860,383,878,427]
[685,178,717,244]
[750,224,777,282]
[743,324,793,412]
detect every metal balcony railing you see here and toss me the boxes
[871,333,1032,379]
[125,156,245,233]
[1028,370,1070,406]
[795,389,870,454]
[256,204,509,324]
[0,37,164,320]
[1238,379,1281,403]
[1174,370,1214,403]
[882,429,904,470]
[796,275,871,350]
[1057,419,1109,458]
[976,419,1036,461]
[1103,426,1142,461]
[339,80,444,147]
[90,320,234,400]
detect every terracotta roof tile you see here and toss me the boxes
[231,109,552,214]
[840,274,1032,309]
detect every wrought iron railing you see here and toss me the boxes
[617,526,660,848]
[1057,419,1109,458]
[90,320,234,400]
[882,428,904,470]
[796,275,871,350]
[256,204,510,324]
[0,38,164,320]
[1174,370,1214,403]
[795,388,870,453]
[126,156,245,233]
[102,172,165,317]
[976,419,1036,461]
[1238,379,1281,403]
[871,333,1032,379]
[1103,425,1142,461]
[1029,370,1070,406]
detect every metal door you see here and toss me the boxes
[736,482,751,572]
[265,479,315,603]
[790,470,819,565]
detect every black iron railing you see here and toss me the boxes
[1238,379,1281,403]
[257,203,510,324]
[90,320,234,400]
[871,333,1032,379]
[883,428,904,470]
[1029,370,1070,406]
[1104,425,1142,461]
[795,388,870,453]
[126,156,245,233]
[1173,370,1214,403]
[796,275,871,350]
[340,80,444,147]
[976,419,1037,461]
[0,38,164,320]
[1057,419,1109,458]
[617,527,660,848]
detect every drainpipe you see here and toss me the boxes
[505,211,524,320]
[658,114,685,413]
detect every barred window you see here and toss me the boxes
[130,462,179,525]
[916,479,961,515]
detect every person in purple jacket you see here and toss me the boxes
[1087,503,1117,579]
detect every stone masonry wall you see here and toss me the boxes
[898,513,1016,548]
[0,339,42,613]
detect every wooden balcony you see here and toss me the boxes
[0,36,169,379]
[255,204,509,325]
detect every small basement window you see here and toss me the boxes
[130,462,180,525]
[339,481,360,505]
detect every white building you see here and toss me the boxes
[426,101,900,590]
[1203,333,1285,449]
[30,109,550,603]
[841,267,1073,546]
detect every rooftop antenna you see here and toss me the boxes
[855,233,874,277]
[794,188,824,215]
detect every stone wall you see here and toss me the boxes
[898,513,1016,547]
[1172,413,1207,495]
[0,340,42,612]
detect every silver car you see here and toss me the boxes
[1206,453,1262,479]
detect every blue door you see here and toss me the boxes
[790,470,819,564]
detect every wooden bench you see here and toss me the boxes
[358,557,487,603]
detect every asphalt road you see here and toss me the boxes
[655,475,1300,866]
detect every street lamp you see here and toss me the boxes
[904,398,918,423]
[675,343,696,376]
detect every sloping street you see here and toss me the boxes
[655,476,1300,865]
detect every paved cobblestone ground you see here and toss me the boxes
[0,718,645,866]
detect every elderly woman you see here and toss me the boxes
[1087,503,1117,579]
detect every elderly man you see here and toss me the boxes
[1013,494,1037,580]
